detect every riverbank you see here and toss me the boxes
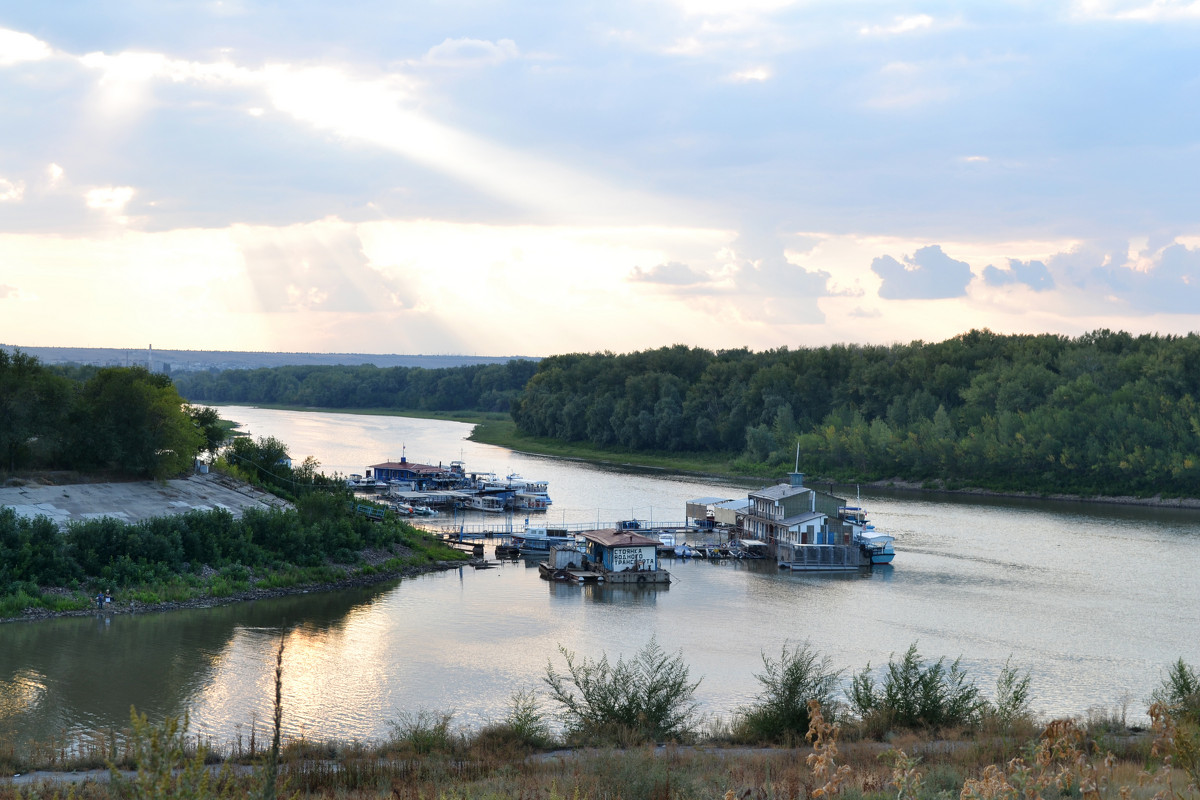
[0,470,472,623]
[204,404,1200,508]
[464,415,1200,510]
[2,555,472,625]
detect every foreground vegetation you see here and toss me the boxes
[4,646,1197,800]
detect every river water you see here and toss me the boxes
[3,407,1199,747]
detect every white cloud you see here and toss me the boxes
[0,178,25,202]
[630,261,711,285]
[0,28,52,66]
[1072,0,1200,20]
[421,38,520,67]
[859,14,935,36]
[729,66,772,82]
[662,0,798,17]
[46,164,64,187]
[85,186,135,212]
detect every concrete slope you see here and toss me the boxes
[0,472,292,527]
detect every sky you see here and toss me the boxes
[2,0,1200,357]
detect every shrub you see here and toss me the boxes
[849,643,984,734]
[388,711,458,755]
[544,636,700,745]
[109,709,222,799]
[735,640,842,744]
[474,689,555,752]
[1150,658,1200,726]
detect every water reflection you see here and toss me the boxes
[0,583,396,743]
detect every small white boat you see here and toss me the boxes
[841,504,896,565]
[857,532,896,564]
[512,526,577,551]
[456,495,505,513]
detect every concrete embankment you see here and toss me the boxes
[0,471,292,526]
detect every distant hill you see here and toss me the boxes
[0,345,537,374]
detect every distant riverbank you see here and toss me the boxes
[206,404,1200,508]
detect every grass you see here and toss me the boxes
[468,416,772,479]
[3,712,1193,800]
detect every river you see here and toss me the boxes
[2,406,1199,748]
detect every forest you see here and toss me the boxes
[510,330,1200,496]
[173,359,538,412]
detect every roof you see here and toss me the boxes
[780,511,825,527]
[370,461,443,474]
[580,529,662,548]
[686,496,732,505]
[714,498,750,511]
[750,483,812,502]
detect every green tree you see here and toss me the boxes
[73,367,203,479]
[0,349,71,471]
[185,404,226,456]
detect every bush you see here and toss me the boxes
[474,689,555,752]
[734,640,842,744]
[849,643,984,734]
[544,636,700,745]
[1151,658,1200,725]
[388,711,458,755]
[980,657,1035,736]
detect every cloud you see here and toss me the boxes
[872,244,973,299]
[422,38,520,67]
[859,14,935,36]
[0,178,24,202]
[1072,0,1200,21]
[983,258,1055,291]
[728,66,771,82]
[1080,242,1200,313]
[85,186,134,212]
[0,284,17,299]
[630,261,710,285]
[0,28,52,65]
[234,222,415,314]
[849,306,882,318]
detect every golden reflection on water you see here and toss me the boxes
[0,669,46,719]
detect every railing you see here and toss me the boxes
[415,519,695,537]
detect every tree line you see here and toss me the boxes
[172,359,539,413]
[0,350,222,479]
[510,330,1200,496]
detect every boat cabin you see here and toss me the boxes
[580,528,663,575]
